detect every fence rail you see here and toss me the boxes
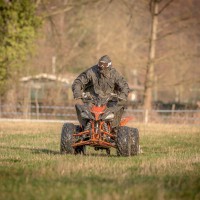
[0,104,200,125]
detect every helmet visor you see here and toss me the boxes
[98,61,109,69]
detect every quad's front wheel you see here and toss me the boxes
[60,123,85,154]
[116,126,139,156]
[60,123,75,154]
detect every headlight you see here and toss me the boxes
[105,113,114,120]
[81,112,90,119]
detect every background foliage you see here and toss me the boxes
[0,0,41,95]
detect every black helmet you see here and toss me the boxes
[98,55,112,69]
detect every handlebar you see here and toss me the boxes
[81,93,125,105]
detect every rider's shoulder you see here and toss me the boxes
[90,65,99,73]
[82,65,97,74]
[110,67,119,75]
[82,65,98,78]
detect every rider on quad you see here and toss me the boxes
[72,55,130,129]
[60,55,139,156]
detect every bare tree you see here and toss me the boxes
[143,0,177,110]
[143,0,159,110]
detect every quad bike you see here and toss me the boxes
[60,94,139,156]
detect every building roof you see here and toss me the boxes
[20,73,71,84]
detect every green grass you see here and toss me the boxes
[0,122,200,200]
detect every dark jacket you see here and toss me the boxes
[72,65,130,101]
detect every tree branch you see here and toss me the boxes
[157,21,200,40]
[43,6,73,18]
[120,0,137,26]
[149,0,154,14]
[42,0,100,18]
[157,0,174,15]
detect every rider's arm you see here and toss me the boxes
[72,68,92,99]
[114,69,130,101]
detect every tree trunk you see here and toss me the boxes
[143,0,159,110]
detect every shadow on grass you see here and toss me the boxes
[0,158,21,163]
[0,145,60,155]
[85,153,118,157]
[32,148,60,155]
[0,145,118,157]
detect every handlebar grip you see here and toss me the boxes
[110,93,118,98]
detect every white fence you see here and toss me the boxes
[0,104,200,125]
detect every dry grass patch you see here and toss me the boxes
[139,154,200,176]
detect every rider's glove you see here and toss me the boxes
[118,96,126,101]
[118,93,127,101]
[110,93,117,98]
[82,92,92,100]
[82,92,88,99]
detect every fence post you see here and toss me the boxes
[35,90,39,120]
[144,109,149,124]
[0,97,1,119]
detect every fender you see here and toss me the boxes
[120,116,134,126]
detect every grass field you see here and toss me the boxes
[0,121,200,200]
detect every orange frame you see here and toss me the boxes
[72,116,133,149]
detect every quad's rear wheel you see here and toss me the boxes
[116,126,139,156]
[60,123,85,154]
